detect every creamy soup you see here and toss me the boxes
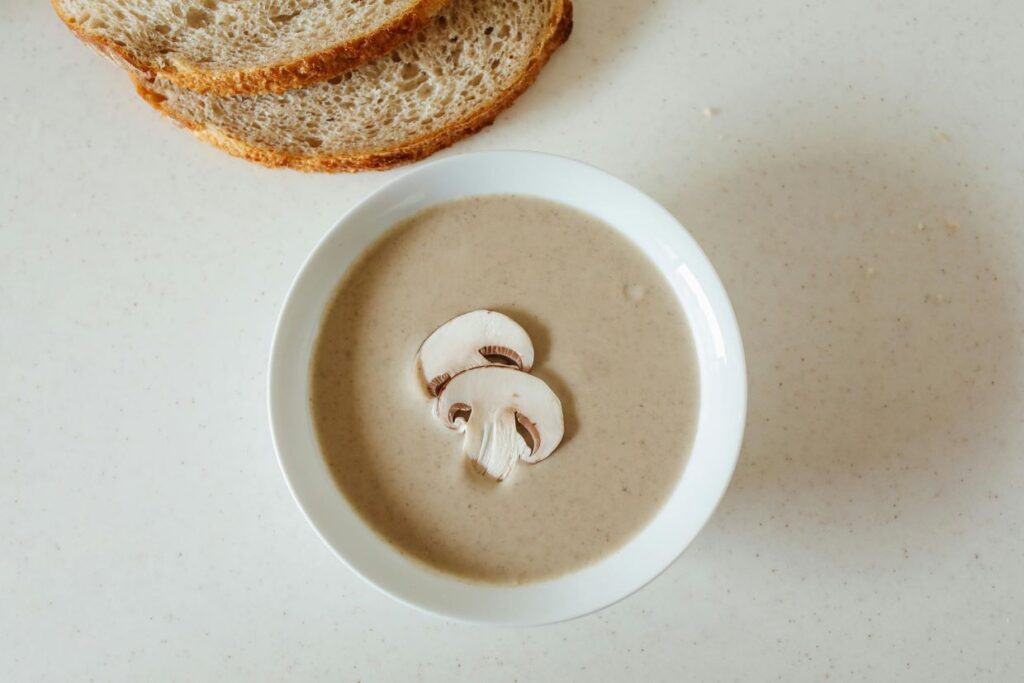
[310,195,699,584]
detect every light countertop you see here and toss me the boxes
[3,0,1023,679]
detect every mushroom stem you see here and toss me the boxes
[462,408,531,481]
[436,366,564,481]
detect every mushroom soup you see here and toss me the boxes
[310,195,699,583]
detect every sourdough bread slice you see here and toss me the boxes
[135,0,572,172]
[52,0,451,94]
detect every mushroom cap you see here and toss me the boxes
[415,310,535,396]
[436,365,564,466]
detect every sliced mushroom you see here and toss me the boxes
[436,365,564,481]
[415,310,535,396]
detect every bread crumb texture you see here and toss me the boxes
[138,0,572,171]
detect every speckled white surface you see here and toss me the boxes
[3,0,1024,679]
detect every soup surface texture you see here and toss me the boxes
[311,195,699,583]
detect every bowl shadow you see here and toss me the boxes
[639,131,1021,562]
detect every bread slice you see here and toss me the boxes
[135,0,572,172]
[52,0,451,94]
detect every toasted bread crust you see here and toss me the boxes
[134,0,573,173]
[51,0,450,95]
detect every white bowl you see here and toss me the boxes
[268,151,746,625]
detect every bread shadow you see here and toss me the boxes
[554,0,662,79]
[491,305,579,447]
[637,125,1021,561]
[495,0,662,117]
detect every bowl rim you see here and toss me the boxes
[268,150,747,625]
